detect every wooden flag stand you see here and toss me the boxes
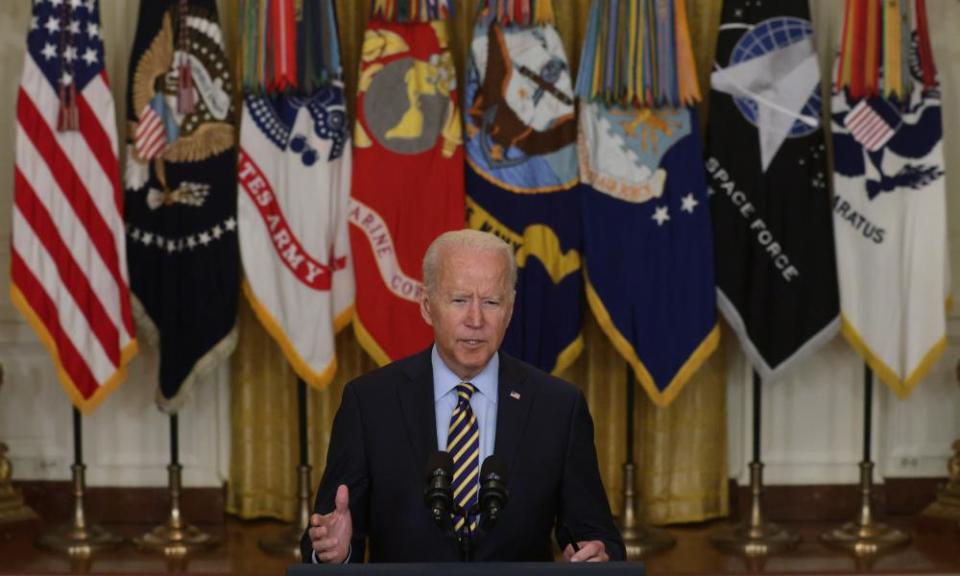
[134,414,219,556]
[259,378,314,560]
[618,366,675,559]
[37,408,121,557]
[820,365,910,556]
[710,371,799,556]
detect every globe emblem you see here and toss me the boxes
[730,17,820,138]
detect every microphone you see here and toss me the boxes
[423,450,454,526]
[478,455,508,530]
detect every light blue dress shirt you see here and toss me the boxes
[432,345,498,463]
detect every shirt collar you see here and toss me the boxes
[432,345,499,404]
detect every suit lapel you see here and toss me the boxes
[494,352,534,477]
[398,347,438,469]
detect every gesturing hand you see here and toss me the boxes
[308,484,352,563]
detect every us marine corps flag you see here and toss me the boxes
[125,0,238,412]
[464,0,583,374]
[705,0,839,380]
[831,0,948,397]
[350,1,465,364]
[577,0,718,406]
[238,0,354,389]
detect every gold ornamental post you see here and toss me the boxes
[0,362,39,525]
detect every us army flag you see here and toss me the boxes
[465,1,583,374]
[350,7,465,364]
[125,0,238,412]
[706,0,839,380]
[831,0,948,397]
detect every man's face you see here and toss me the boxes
[420,246,514,381]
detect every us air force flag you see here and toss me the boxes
[125,0,238,412]
[705,0,839,380]
[350,8,465,365]
[238,87,353,389]
[831,0,948,397]
[465,1,583,374]
[580,104,719,406]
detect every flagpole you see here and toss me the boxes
[710,370,799,557]
[37,407,121,557]
[821,364,910,556]
[617,364,675,559]
[259,377,314,559]
[135,413,219,556]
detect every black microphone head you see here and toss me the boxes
[424,450,454,527]
[479,455,507,483]
[478,455,508,531]
[425,450,454,480]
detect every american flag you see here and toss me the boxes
[134,94,169,160]
[843,98,902,152]
[11,0,137,412]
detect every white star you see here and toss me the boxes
[69,0,83,9]
[681,193,699,213]
[130,228,141,240]
[60,71,73,86]
[224,217,237,231]
[84,0,95,11]
[199,232,211,246]
[40,43,57,60]
[50,0,63,6]
[166,239,177,253]
[212,225,223,239]
[141,232,153,246]
[652,206,670,226]
[81,47,97,65]
[67,20,80,35]
[63,46,77,62]
[44,16,60,35]
[86,22,99,39]
[30,16,38,31]
[186,236,197,249]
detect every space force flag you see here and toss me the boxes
[12,0,138,412]
[705,0,840,380]
[238,0,354,389]
[577,0,718,406]
[350,2,466,365]
[125,0,239,412]
[831,0,948,397]
[464,0,583,374]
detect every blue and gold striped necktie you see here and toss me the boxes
[447,382,480,537]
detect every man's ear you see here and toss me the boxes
[420,296,434,327]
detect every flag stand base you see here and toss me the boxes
[618,462,675,558]
[820,461,910,556]
[259,464,312,559]
[134,464,219,556]
[711,461,800,556]
[37,464,121,557]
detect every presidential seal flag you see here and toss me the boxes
[12,0,137,412]
[238,0,354,388]
[705,0,839,380]
[350,0,465,364]
[576,0,717,406]
[831,0,948,397]
[464,0,582,374]
[125,0,238,412]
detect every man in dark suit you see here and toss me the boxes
[302,230,624,563]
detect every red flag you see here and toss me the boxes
[349,17,465,364]
[12,0,137,412]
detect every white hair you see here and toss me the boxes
[422,229,517,299]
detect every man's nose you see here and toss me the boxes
[465,300,484,326]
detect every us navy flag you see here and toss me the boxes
[465,1,583,374]
[125,0,238,412]
[705,0,839,380]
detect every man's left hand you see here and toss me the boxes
[563,540,609,562]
